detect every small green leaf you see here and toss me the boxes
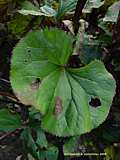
[36,128,48,148]
[11,29,116,137]
[98,19,113,36]
[103,1,120,22]
[21,128,58,160]
[7,14,32,38]
[40,5,56,16]
[83,0,104,13]
[18,1,56,17]
[21,128,40,160]
[20,1,39,11]
[56,0,77,19]
[45,147,58,160]
[79,34,102,64]
[56,0,104,19]
[0,109,22,131]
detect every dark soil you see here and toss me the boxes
[0,132,24,160]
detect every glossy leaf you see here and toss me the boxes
[11,29,116,137]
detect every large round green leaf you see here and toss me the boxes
[10,29,116,137]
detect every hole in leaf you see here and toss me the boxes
[54,96,63,116]
[89,98,101,108]
[31,78,41,90]
[27,48,31,53]
[36,148,39,152]
[36,78,41,83]
[24,59,28,63]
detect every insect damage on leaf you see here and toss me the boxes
[27,48,31,53]
[54,96,63,116]
[89,97,101,108]
[31,78,41,90]
[14,78,41,106]
[23,48,32,64]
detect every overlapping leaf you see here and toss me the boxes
[103,1,120,22]
[83,0,104,13]
[18,0,105,19]
[10,28,116,136]
[0,109,22,131]
[18,1,56,17]
[56,0,77,19]
[21,128,58,160]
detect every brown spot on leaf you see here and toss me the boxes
[54,96,63,116]
[31,78,40,90]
